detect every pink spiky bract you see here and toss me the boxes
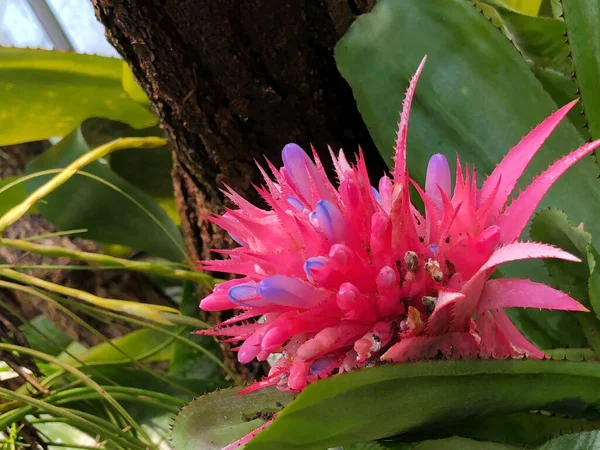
[199,56,600,395]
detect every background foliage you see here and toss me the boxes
[3,0,600,449]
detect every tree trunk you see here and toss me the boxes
[92,0,385,262]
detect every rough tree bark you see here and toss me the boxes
[92,0,385,262]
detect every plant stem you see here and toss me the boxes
[0,136,166,233]
[0,238,215,286]
[0,268,178,325]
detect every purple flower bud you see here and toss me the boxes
[258,275,325,308]
[303,256,328,281]
[310,355,337,375]
[282,143,313,202]
[286,196,305,212]
[314,200,346,243]
[228,232,247,247]
[228,283,268,307]
[425,153,451,210]
[371,186,382,204]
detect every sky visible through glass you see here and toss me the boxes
[0,0,119,57]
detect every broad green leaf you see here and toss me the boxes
[530,209,600,354]
[546,347,597,361]
[172,386,295,450]
[335,0,600,248]
[32,419,97,450]
[532,67,587,137]
[0,176,37,216]
[351,439,520,450]
[399,438,520,449]
[81,118,179,223]
[399,412,600,447]
[0,48,156,146]
[93,366,226,399]
[561,0,600,139]
[506,306,587,350]
[481,0,572,74]
[503,0,543,15]
[549,0,563,18]
[60,328,173,366]
[382,434,600,450]
[538,431,600,449]
[587,245,600,322]
[170,281,223,381]
[246,360,600,450]
[122,63,151,107]
[530,209,591,304]
[502,212,591,352]
[24,121,185,261]
[479,0,586,136]
[109,138,174,198]
[74,119,173,199]
[20,314,72,356]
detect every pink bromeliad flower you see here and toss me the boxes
[199,57,598,394]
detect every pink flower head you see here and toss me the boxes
[198,57,596,393]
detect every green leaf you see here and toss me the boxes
[246,360,600,450]
[109,136,174,199]
[20,314,72,356]
[172,386,295,450]
[122,63,151,107]
[0,176,37,216]
[59,328,173,366]
[561,0,600,139]
[24,121,185,261]
[170,282,223,381]
[587,245,600,322]
[538,431,600,449]
[480,0,572,74]
[368,438,523,449]
[529,209,600,354]
[401,438,520,450]
[531,209,591,303]
[82,118,179,223]
[82,118,179,224]
[335,0,600,250]
[506,307,587,350]
[0,48,156,146]
[399,412,600,448]
[546,347,597,361]
[503,0,543,15]
[532,67,587,137]
[479,0,587,137]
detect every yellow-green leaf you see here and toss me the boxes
[0,48,156,145]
